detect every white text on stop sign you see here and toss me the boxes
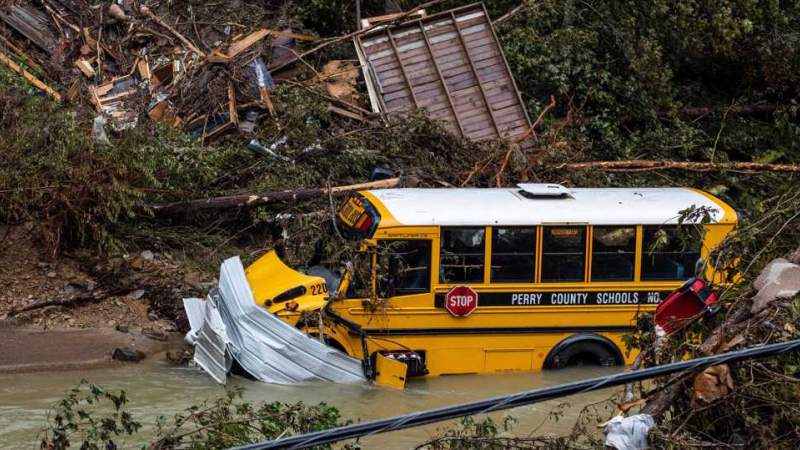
[449,295,475,307]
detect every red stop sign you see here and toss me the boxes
[445,286,478,317]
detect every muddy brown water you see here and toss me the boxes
[0,360,620,449]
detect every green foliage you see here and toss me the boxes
[40,383,353,449]
[150,388,351,449]
[0,84,242,255]
[424,415,518,449]
[499,0,800,163]
[39,380,141,450]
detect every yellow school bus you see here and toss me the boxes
[245,184,736,380]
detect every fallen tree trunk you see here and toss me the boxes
[3,287,128,318]
[561,160,800,173]
[149,176,411,215]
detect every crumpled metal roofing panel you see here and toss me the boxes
[183,257,365,385]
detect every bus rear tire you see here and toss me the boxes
[543,335,623,370]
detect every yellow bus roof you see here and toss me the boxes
[360,187,736,227]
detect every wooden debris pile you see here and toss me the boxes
[0,0,327,139]
[0,1,539,149]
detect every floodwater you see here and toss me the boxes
[0,360,621,449]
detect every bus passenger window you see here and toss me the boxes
[541,227,586,282]
[440,227,485,284]
[591,226,636,281]
[641,226,702,281]
[491,227,536,283]
[377,240,432,295]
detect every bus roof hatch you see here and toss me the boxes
[517,183,572,198]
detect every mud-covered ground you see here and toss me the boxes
[0,224,206,372]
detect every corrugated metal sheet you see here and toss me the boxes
[182,256,366,385]
[356,3,532,148]
[183,297,232,384]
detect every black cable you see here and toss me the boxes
[231,338,800,450]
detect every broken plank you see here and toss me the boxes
[0,33,43,71]
[0,49,60,101]
[328,104,369,122]
[74,58,95,78]
[227,29,271,58]
[0,4,57,53]
[137,59,151,80]
[228,81,239,125]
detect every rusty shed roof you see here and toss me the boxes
[355,3,532,148]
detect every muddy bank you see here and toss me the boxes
[0,323,186,374]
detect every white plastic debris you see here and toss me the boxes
[604,414,655,450]
[92,116,111,145]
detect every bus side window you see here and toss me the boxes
[440,227,485,284]
[641,226,702,281]
[491,227,536,283]
[377,240,432,295]
[541,226,586,282]
[591,226,636,281]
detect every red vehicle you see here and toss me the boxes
[655,278,719,334]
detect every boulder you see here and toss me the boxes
[112,347,146,362]
[751,258,800,314]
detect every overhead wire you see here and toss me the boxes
[230,338,800,450]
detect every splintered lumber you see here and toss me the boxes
[561,160,800,173]
[0,34,43,71]
[0,50,61,101]
[218,28,316,62]
[74,58,96,78]
[65,79,81,103]
[149,177,407,215]
[227,29,271,58]
[228,81,239,125]
[139,6,204,57]
[0,4,57,53]
[137,59,151,80]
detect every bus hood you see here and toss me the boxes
[245,250,329,314]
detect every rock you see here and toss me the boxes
[112,347,146,362]
[183,271,205,291]
[142,328,168,341]
[108,3,129,21]
[751,258,800,313]
[129,256,145,270]
[129,289,145,300]
[140,250,155,261]
[46,271,57,278]
[116,324,130,333]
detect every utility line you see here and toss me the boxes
[231,338,800,450]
